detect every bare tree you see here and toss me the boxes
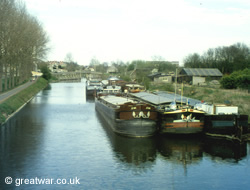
[0,0,49,92]
[64,52,74,63]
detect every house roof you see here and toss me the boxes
[107,66,118,73]
[154,74,172,78]
[148,72,162,78]
[180,68,223,77]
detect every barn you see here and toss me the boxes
[178,68,223,85]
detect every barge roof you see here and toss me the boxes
[130,92,173,105]
[130,91,201,106]
[155,91,201,106]
[101,95,133,105]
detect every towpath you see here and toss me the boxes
[0,81,34,103]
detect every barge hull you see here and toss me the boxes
[159,111,205,135]
[204,114,248,135]
[95,99,157,137]
[161,121,203,134]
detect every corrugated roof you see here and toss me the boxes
[181,68,223,77]
[130,92,174,105]
[155,91,201,106]
[131,91,201,106]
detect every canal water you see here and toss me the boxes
[1,81,250,190]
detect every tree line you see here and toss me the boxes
[183,42,250,74]
[0,0,49,92]
[91,59,177,75]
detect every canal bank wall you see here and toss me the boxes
[0,78,48,125]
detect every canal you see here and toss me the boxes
[1,81,250,190]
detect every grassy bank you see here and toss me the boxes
[184,85,250,119]
[0,78,48,125]
[149,82,250,122]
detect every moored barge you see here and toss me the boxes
[86,79,103,96]
[130,92,205,135]
[95,93,158,137]
[194,103,249,139]
[159,107,205,134]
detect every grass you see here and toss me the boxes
[149,82,174,92]
[0,77,48,124]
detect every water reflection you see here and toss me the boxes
[96,111,157,173]
[158,135,247,174]
[0,103,46,183]
[203,138,247,162]
[86,95,95,103]
[158,136,203,165]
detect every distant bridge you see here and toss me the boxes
[52,71,102,81]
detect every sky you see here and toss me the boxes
[23,0,250,65]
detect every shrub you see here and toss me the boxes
[40,65,52,80]
[220,75,237,89]
[237,75,250,89]
[220,68,250,89]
